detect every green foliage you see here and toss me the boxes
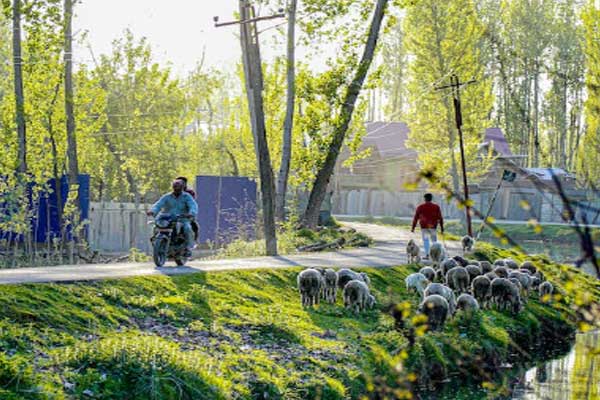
[403,0,494,191]
[580,1,600,184]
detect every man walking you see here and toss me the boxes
[411,193,444,259]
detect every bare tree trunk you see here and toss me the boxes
[239,0,277,255]
[13,0,26,173]
[533,63,540,167]
[301,0,389,228]
[275,0,297,222]
[64,0,79,199]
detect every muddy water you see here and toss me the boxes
[512,330,600,399]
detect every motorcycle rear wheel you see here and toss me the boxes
[153,237,168,267]
[175,257,187,266]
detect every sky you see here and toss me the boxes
[73,1,285,75]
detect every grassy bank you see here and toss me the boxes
[0,245,598,399]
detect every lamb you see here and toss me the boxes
[504,259,519,270]
[418,294,449,331]
[491,278,522,314]
[452,255,469,267]
[406,239,421,264]
[465,264,483,282]
[521,261,537,275]
[321,268,339,303]
[471,275,491,308]
[337,269,368,289]
[343,279,371,313]
[419,266,436,282]
[359,272,371,287]
[446,266,470,294]
[456,293,480,313]
[405,273,429,298]
[297,268,324,307]
[480,261,493,274]
[424,283,457,315]
[539,281,554,299]
[493,266,509,279]
[508,271,532,298]
[365,294,377,309]
[461,235,475,253]
[429,242,446,268]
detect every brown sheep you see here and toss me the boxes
[418,294,449,331]
[466,265,483,282]
[491,278,522,314]
[480,261,493,274]
[446,266,470,294]
[471,275,491,308]
[297,269,324,307]
[456,293,480,313]
[407,239,421,264]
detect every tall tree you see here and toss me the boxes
[404,0,493,195]
[301,0,389,228]
[580,0,600,185]
[381,18,408,120]
[12,0,26,173]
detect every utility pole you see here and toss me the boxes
[436,74,476,237]
[214,2,284,256]
[64,0,80,206]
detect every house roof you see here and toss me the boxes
[482,127,513,157]
[363,122,416,159]
[524,168,575,181]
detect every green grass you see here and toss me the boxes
[0,246,598,399]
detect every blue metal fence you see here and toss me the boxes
[195,176,257,245]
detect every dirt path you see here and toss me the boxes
[0,222,459,285]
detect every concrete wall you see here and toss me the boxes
[88,202,153,253]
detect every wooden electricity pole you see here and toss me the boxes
[436,75,476,237]
[64,0,79,194]
[214,2,284,256]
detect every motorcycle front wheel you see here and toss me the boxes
[152,237,168,267]
[175,257,187,266]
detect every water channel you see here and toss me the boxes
[511,330,599,400]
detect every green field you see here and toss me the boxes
[0,242,598,399]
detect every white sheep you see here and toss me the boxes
[343,279,371,313]
[406,239,421,264]
[405,273,429,298]
[461,235,475,253]
[321,268,338,303]
[429,242,446,268]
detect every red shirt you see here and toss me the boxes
[412,202,444,230]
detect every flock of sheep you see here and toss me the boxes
[405,236,554,331]
[297,268,375,312]
[296,234,556,333]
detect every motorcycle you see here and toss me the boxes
[150,214,192,267]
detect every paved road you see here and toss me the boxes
[0,222,459,285]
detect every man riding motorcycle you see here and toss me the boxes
[146,179,198,257]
